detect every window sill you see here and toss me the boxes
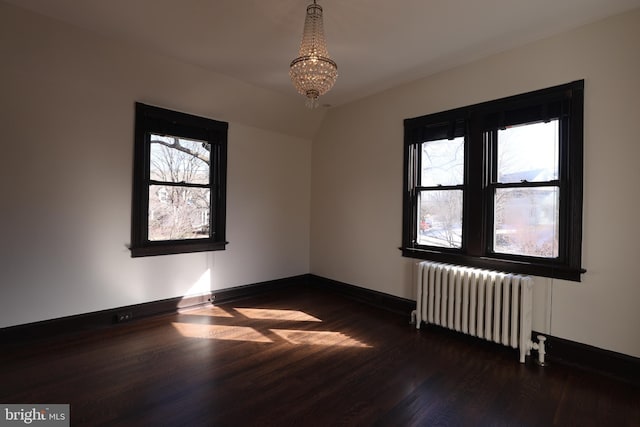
[401,247,585,282]
[130,241,228,257]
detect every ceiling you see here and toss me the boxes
[6,0,640,107]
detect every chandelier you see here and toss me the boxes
[289,0,338,108]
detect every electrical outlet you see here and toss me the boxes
[116,311,133,323]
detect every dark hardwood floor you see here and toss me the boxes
[1,285,638,426]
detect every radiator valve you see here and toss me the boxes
[529,335,547,366]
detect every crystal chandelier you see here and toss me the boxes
[289,0,338,108]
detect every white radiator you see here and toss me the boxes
[413,261,538,363]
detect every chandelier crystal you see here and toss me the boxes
[289,0,338,108]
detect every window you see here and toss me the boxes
[402,81,585,281]
[130,103,228,257]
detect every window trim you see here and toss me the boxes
[130,102,228,257]
[402,81,585,281]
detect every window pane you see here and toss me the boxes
[493,187,559,258]
[417,190,462,248]
[148,185,211,241]
[150,135,210,184]
[497,120,558,183]
[421,137,464,186]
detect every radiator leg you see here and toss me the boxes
[410,310,420,329]
[519,346,526,363]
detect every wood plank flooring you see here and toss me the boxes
[1,285,639,426]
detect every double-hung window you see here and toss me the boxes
[402,81,585,281]
[130,103,228,257]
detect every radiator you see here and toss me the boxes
[413,261,537,363]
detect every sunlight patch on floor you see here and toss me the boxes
[186,306,235,318]
[234,308,322,322]
[270,329,371,348]
[172,309,371,348]
[172,323,273,343]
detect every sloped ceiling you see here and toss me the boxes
[5,0,640,107]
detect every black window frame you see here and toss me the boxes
[130,102,228,257]
[402,81,585,281]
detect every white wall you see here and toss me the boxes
[311,9,640,358]
[0,2,312,328]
